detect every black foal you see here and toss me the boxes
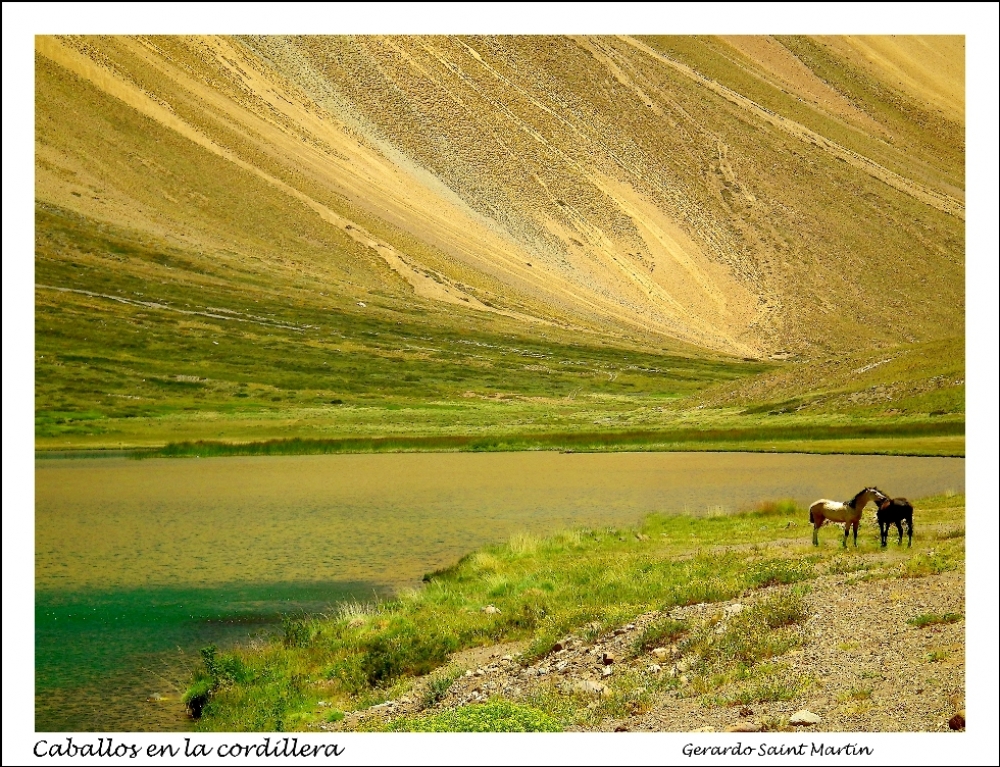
[876,494,914,547]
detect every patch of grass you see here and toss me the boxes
[422,669,462,708]
[681,594,812,707]
[925,649,951,663]
[907,612,963,629]
[385,699,562,732]
[746,559,814,588]
[633,618,689,655]
[708,671,812,706]
[836,687,873,703]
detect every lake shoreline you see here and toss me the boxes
[188,493,966,732]
[35,452,965,731]
[35,429,965,460]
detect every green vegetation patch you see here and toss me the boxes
[906,612,963,628]
[385,699,562,732]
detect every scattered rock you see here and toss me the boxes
[602,666,614,678]
[614,724,630,732]
[482,605,501,614]
[948,712,965,730]
[651,647,670,659]
[725,603,744,616]
[789,710,822,726]
[602,652,616,665]
[573,680,609,696]
[648,664,661,674]
[635,534,649,542]
[552,641,564,652]
[725,723,762,732]
[739,706,753,718]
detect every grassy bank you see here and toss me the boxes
[139,420,964,459]
[187,494,964,732]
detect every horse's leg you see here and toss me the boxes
[852,519,859,547]
[812,512,821,546]
[842,523,849,548]
[879,521,888,548]
[907,515,913,548]
[895,520,903,546]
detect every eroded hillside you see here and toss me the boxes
[36,35,963,357]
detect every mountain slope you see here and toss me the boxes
[36,35,963,355]
[34,36,964,449]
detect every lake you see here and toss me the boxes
[34,451,964,731]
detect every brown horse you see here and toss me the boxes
[809,487,885,547]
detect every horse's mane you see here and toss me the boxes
[848,488,869,507]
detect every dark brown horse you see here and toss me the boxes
[874,489,914,547]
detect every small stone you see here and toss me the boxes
[464,670,474,677]
[648,664,661,674]
[602,666,614,677]
[474,669,484,676]
[725,603,744,616]
[482,605,501,614]
[635,534,649,542]
[552,642,564,652]
[789,710,821,726]
[556,661,568,671]
[573,680,609,696]
[615,724,630,732]
[948,713,965,730]
[501,655,513,661]
[602,652,616,665]
[739,707,753,718]
[679,674,689,685]
[651,647,669,659]
[725,723,762,732]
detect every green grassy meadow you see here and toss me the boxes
[36,204,963,457]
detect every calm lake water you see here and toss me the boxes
[34,451,964,731]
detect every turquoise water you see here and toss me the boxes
[34,451,964,731]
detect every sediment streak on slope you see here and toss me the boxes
[34,36,518,318]
[622,36,965,220]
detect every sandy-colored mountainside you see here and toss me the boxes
[36,35,963,359]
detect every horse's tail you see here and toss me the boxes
[808,508,814,524]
